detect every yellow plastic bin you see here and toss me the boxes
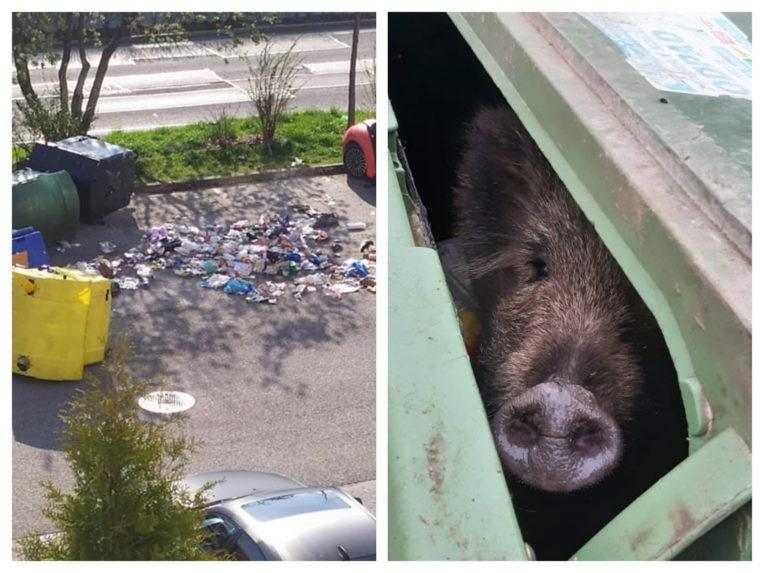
[56,268,111,365]
[12,267,111,381]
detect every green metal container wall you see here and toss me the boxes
[447,12,751,559]
[388,12,751,560]
[388,103,530,561]
[12,169,80,244]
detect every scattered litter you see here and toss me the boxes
[347,221,367,231]
[115,276,140,290]
[138,390,195,415]
[201,274,230,289]
[343,259,369,279]
[223,277,254,296]
[360,240,376,261]
[313,212,340,229]
[325,281,361,298]
[290,157,304,167]
[361,276,376,293]
[59,204,375,305]
[96,259,114,278]
[135,264,153,279]
[55,240,81,253]
[246,281,286,304]
[99,241,117,254]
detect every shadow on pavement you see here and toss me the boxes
[12,376,83,451]
[13,175,375,448]
[345,175,376,206]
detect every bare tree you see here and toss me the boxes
[242,40,303,149]
[12,12,272,141]
[347,14,360,128]
[13,13,139,140]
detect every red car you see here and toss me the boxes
[342,119,376,180]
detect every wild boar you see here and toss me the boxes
[454,107,687,559]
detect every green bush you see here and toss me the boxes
[105,109,373,183]
[12,109,374,183]
[203,108,238,149]
[17,341,219,561]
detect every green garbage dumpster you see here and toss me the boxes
[12,168,80,244]
[388,12,751,561]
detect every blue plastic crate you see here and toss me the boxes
[12,227,49,268]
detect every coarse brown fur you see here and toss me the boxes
[455,108,687,560]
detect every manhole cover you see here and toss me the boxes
[138,391,195,415]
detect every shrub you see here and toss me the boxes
[242,40,303,148]
[17,341,218,561]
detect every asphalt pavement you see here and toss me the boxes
[12,174,376,539]
[13,25,376,134]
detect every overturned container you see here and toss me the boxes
[12,168,80,243]
[12,227,49,268]
[27,136,136,222]
[12,267,112,381]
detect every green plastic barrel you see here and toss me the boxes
[12,168,80,243]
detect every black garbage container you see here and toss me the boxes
[27,136,136,222]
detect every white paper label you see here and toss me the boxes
[582,13,752,100]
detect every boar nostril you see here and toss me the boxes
[506,415,540,447]
[571,419,607,455]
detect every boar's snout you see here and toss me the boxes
[494,381,622,493]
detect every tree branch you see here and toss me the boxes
[347,14,360,128]
[82,15,136,129]
[58,14,75,113]
[13,51,39,109]
[71,14,90,122]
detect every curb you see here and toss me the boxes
[161,18,377,42]
[135,163,346,194]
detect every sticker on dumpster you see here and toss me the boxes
[582,13,751,100]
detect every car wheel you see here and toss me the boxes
[343,141,367,178]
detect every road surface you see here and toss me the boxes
[12,174,376,540]
[13,25,376,135]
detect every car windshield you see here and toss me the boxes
[241,489,349,522]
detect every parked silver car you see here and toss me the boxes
[180,470,376,561]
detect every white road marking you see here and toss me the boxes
[129,40,212,61]
[28,48,135,70]
[300,80,371,91]
[19,55,368,100]
[196,32,348,59]
[14,69,227,101]
[94,87,249,114]
[302,58,374,75]
[327,33,350,49]
[91,79,370,115]
[22,26,371,75]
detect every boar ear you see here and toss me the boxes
[455,107,556,281]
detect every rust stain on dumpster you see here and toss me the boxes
[426,430,445,495]
[669,503,697,546]
[630,526,654,552]
[629,502,698,557]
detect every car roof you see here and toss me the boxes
[220,486,376,561]
[180,470,303,505]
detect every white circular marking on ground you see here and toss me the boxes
[138,390,195,415]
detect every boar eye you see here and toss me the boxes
[528,256,548,282]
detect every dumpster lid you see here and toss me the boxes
[47,135,133,161]
[531,12,751,259]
